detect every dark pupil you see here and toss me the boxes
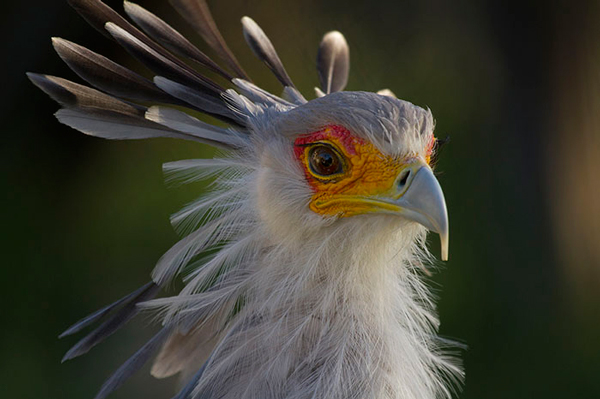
[310,146,340,176]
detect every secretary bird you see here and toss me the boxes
[28,0,464,398]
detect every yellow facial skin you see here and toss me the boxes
[294,125,431,218]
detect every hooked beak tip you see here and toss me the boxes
[440,231,449,261]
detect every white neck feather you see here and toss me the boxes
[194,216,461,399]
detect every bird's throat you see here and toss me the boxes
[196,218,459,399]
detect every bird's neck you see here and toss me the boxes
[202,217,460,399]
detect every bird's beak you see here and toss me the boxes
[378,160,449,260]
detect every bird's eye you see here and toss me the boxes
[308,145,343,177]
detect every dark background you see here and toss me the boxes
[2,0,600,398]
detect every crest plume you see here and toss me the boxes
[317,30,350,94]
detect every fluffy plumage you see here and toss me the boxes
[29,1,463,398]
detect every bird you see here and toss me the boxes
[28,0,464,398]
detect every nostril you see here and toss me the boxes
[398,169,411,188]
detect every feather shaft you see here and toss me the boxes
[94,327,172,399]
[62,282,160,361]
[27,73,143,115]
[123,1,233,81]
[51,37,178,104]
[153,77,241,124]
[67,0,202,80]
[146,106,246,148]
[59,281,157,338]
[104,22,223,96]
[232,78,293,107]
[241,17,296,89]
[169,0,249,80]
[55,108,228,145]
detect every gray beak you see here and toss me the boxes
[394,165,449,261]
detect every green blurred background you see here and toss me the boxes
[2,0,600,397]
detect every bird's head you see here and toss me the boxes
[251,91,449,260]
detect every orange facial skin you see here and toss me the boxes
[295,125,432,217]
